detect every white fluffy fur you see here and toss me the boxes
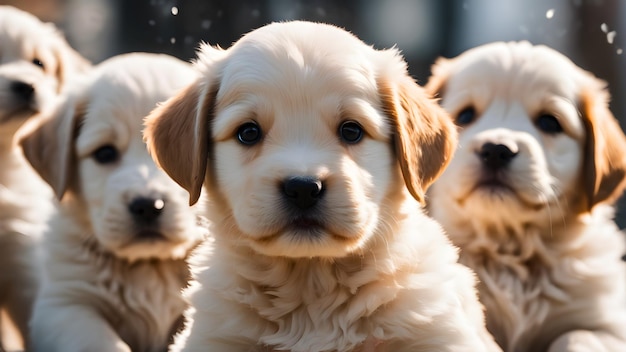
[20,53,208,351]
[145,21,501,352]
[426,41,626,352]
[0,5,90,349]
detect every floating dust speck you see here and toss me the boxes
[148,19,156,26]
[170,37,176,44]
[607,31,616,44]
[171,6,178,16]
[618,48,623,55]
[546,9,554,19]
[601,23,609,33]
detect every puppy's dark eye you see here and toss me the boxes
[32,58,45,69]
[93,145,119,164]
[456,107,476,126]
[536,114,563,134]
[236,122,262,145]
[339,120,363,144]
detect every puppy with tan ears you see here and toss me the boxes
[20,53,208,352]
[145,21,500,352]
[425,41,626,352]
[0,5,90,349]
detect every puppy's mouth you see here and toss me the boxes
[463,172,547,210]
[134,229,167,241]
[285,216,326,236]
[464,171,519,201]
[256,215,348,243]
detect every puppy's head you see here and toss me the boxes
[425,41,626,229]
[145,21,456,258]
[21,53,204,262]
[0,6,90,136]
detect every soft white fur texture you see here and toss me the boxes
[20,53,208,352]
[145,21,501,352]
[0,5,90,349]
[426,41,626,352]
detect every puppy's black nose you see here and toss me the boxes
[10,81,34,102]
[282,176,324,209]
[479,143,517,169]
[128,197,164,223]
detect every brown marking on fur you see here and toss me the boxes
[144,80,217,205]
[580,87,626,211]
[378,77,458,204]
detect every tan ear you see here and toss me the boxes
[52,43,92,93]
[581,87,626,210]
[424,57,452,99]
[144,80,215,205]
[379,76,458,204]
[19,98,82,199]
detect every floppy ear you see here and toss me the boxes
[144,80,215,205]
[48,28,92,92]
[379,75,458,204]
[580,86,626,210]
[19,98,83,200]
[424,57,452,99]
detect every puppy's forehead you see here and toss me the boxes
[77,54,196,154]
[0,7,61,62]
[216,22,382,104]
[447,42,584,102]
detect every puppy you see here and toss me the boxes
[20,53,207,352]
[425,41,626,352]
[145,21,500,352]
[0,5,90,349]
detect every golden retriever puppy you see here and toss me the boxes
[144,21,500,352]
[425,41,626,352]
[0,5,90,349]
[20,53,207,352]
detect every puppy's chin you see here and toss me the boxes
[113,242,194,262]
[95,230,200,263]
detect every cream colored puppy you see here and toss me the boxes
[0,5,90,349]
[20,53,207,352]
[426,41,626,352]
[145,21,500,352]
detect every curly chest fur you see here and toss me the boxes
[457,223,625,352]
[91,253,190,351]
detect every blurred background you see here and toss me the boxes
[3,0,626,224]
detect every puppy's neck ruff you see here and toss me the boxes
[448,205,626,351]
[39,196,193,350]
[196,192,480,351]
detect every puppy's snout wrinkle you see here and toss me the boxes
[128,196,165,224]
[282,176,325,209]
[478,142,517,170]
[10,80,34,102]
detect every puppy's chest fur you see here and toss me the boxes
[90,251,190,351]
[455,218,626,351]
[235,254,382,351]
[49,211,192,351]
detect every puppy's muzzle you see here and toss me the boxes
[477,142,517,170]
[281,176,325,209]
